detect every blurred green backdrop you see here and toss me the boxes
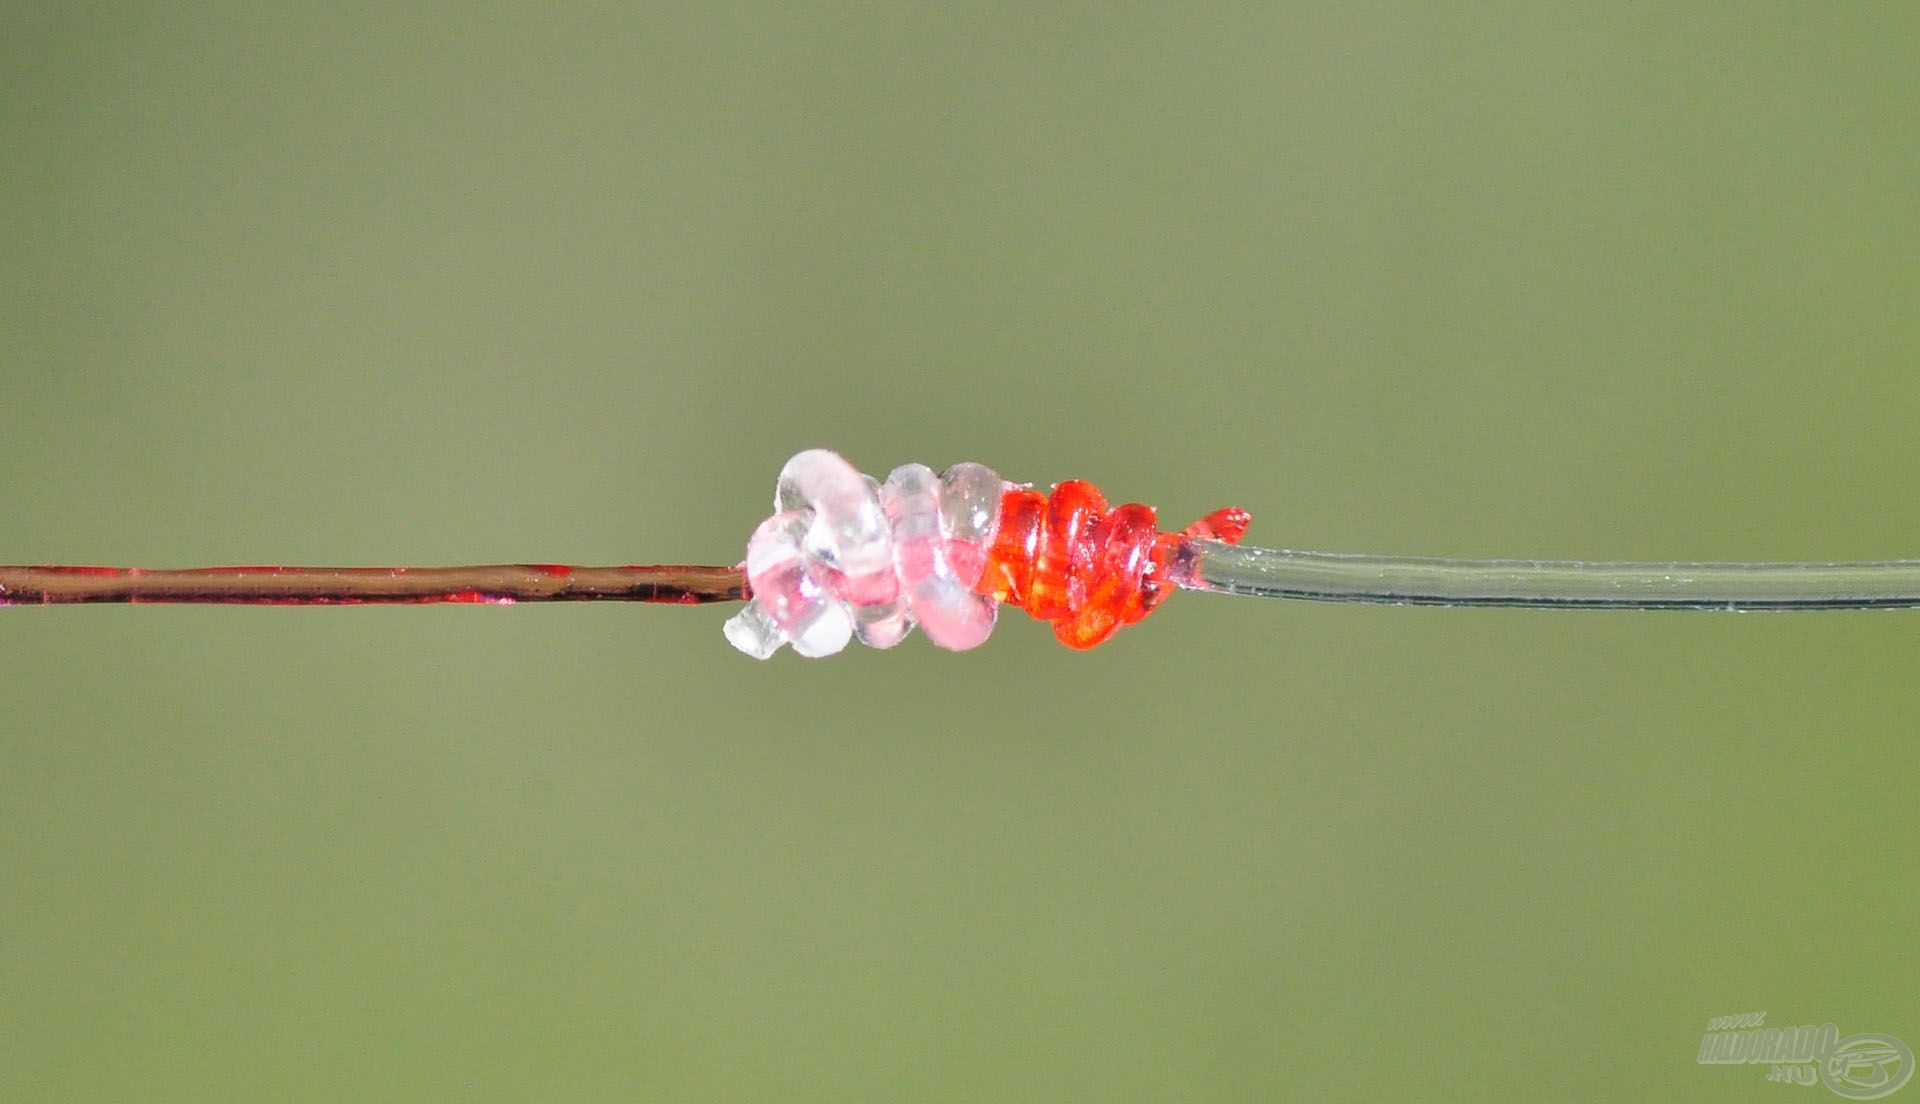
[4,5,1917,1101]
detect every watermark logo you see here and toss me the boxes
[1699,1012,1913,1099]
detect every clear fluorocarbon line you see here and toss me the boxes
[1170,542,1920,611]
[7,448,1920,658]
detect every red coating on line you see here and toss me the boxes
[0,564,745,606]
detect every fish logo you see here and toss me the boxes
[1823,1033,1915,1101]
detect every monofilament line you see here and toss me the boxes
[1172,541,1920,611]
[12,450,1920,657]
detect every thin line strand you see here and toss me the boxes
[1172,541,1920,611]
[0,564,746,607]
[15,546,1920,614]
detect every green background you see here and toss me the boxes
[4,6,1916,1100]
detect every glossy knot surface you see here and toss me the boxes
[979,482,1250,649]
[723,449,1002,659]
[724,449,1251,658]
